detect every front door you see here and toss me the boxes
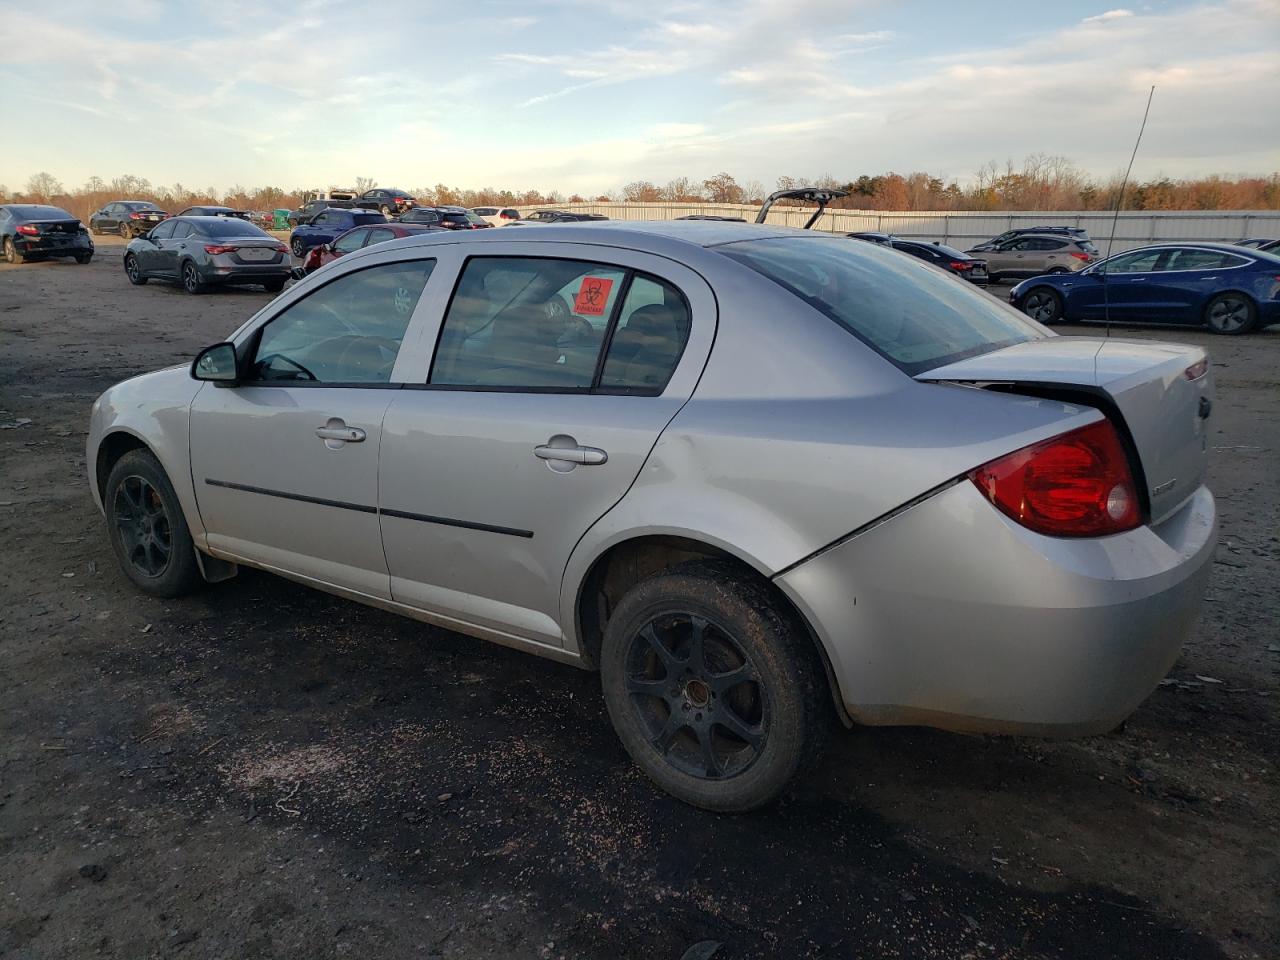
[377,249,715,646]
[190,254,439,598]
[136,218,175,274]
[1095,247,1172,321]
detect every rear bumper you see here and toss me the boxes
[776,480,1216,736]
[199,261,291,284]
[15,235,93,256]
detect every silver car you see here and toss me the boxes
[87,222,1217,811]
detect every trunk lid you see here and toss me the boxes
[31,218,82,235]
[918,337,1212,524]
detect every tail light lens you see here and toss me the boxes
[1069,252,1091,261]
[273,243,289,254]
[968,419,1141,537]
[16,224,38,236]
[949,261,974,270]
[129,212,142,219]
[204,244,237,255]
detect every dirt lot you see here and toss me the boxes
[1,237,1277,960]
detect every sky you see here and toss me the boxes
[1,0,1277,196]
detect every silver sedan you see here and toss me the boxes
[87,221,1217,811]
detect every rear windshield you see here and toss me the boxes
[929,242,969,259]
[352,211,387,224]
[444,212,487,225]
[720,236,1044,375]
[197,218,271,238]
[1078,240,1100,253]
[8,205,73,220]
[122,201,162,211]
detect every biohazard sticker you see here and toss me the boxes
[573,276,614,316]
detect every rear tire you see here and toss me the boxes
[124,253,147,285]
[380,204,392,218]
[119,222,131,239]
[103,449,201,598]
[1204,292,1256,335]
[4,237,25,264]
[1021,286,1064,324]
[181,260,204,295]
[600,559,830,812]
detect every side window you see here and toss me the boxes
[366,228,395,245]
[249,259,435,384]
[313,212,330,226]
[430,257,626,389]
[1106,250,1166,274]
[149,220,177,240]
[332,228,367,255]
[1034,239,1067,250]
[600,275,691,393]
[171,222,195,240]
[1165,249,1247,270]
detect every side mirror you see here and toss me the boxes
[191,342,238,383]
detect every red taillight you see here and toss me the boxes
[968,419,1141,537]
[204,244,237,255]
[273,243,289,254]
[16,224,38,236]
[1069,252,1091,261]
[949,261,974,271]
[129,212,142,219]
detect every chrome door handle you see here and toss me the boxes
[316,419,366,444]
[534,443,607,465]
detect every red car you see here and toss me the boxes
[302,222,444,274]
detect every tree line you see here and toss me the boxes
[7,155,1278,222]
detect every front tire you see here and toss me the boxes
[600,560,830,812]
[290,237,306,258]
[3,237,25,264]
[181,260,204,294]
[1204,292,1256,335]
[75,254,92,265]
[1021,286,1064,324]
[104,449,201,598]
[124,253,147,284]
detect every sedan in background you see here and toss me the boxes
[90,200,168,238]
[397,206,492,230]
[356,188,416,217]
[123,216,291,294]
[89,221,1215,812]
[471,206,522,226]
[176,206,251,220]
[302,222,446,274]
[519,210,609,224]
[289,208,388,257]
[1010,242,1280,334]
[848,233,988,284]
[1,204,94,264]
[972,233,1097,282]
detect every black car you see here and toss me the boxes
[123,216,291,294]
[355,188,416,217]
[1,204,94,265]
[519,210,609,224]
[847,232,988,284]
[175,206,250,219]
[89,200,168,238]
[969,225,1090,253]
[291,199,356,226]
[397,206,491,229]
[846,230,896,245]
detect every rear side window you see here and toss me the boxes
[149,220,177,240]
[600,276,690,392]
[1164,249,1249,270]
[721,236,1043,375]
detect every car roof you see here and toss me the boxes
[1113,241,1266,254]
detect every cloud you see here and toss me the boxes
[1082,8,1134,23]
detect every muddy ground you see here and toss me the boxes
[1,238,1276,960]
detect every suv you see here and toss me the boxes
[970,233,1098,282]
[356,188,416,217]
[291,199,356,227]
[969,226,1091,253]
[288,208,389,256]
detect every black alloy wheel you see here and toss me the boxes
[182,261,203,294]
[291,237,306,258]
[113,475,173,580]
[1022,287,1064,324]
[124,254,147,284]
[104,450,200,597]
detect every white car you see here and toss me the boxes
[471,206,521,227]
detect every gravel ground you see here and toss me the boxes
[1,239,1277,960]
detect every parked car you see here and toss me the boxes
[886,238,989,284]
[122,216,291,294]
[291,199,356,227]
[246,210,274,230]
[356,188,416,217]
[302,223,445,274]
[1233,238,1275,249]
[845,231,895,245]
[971,233,1097,282]
[520,210,609,224]
[397,206,492,229]
[969,225,1092,253]
[289,208,389,257]
[89,200,168,238]
[1258,239,1280,253]
[88,221,1217,812]
[1,204,94,264]
[1010,242,1280,334]
[175,206,250,220]
[471,206,522,226]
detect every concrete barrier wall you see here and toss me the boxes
[547,202,1280,252]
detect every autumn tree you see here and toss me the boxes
[354,176,377,194]
[662,177,702,201]
[622,180,662,202]
[24,171,64,201]
[702,172,744,203]
[871,173,909,210]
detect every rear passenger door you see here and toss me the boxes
[377,245,716,647]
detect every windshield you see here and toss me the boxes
[720,236,1045,375]
[123,202,161,211]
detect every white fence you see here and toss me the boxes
[548,202,1280,252]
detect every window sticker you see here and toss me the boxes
[573,276,614,316]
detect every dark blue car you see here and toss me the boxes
[289,208,386,257]
[1010,242,1280,335]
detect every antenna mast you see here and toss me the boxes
[1103,85,1156,332]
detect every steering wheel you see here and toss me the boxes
[256,352,317,381]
